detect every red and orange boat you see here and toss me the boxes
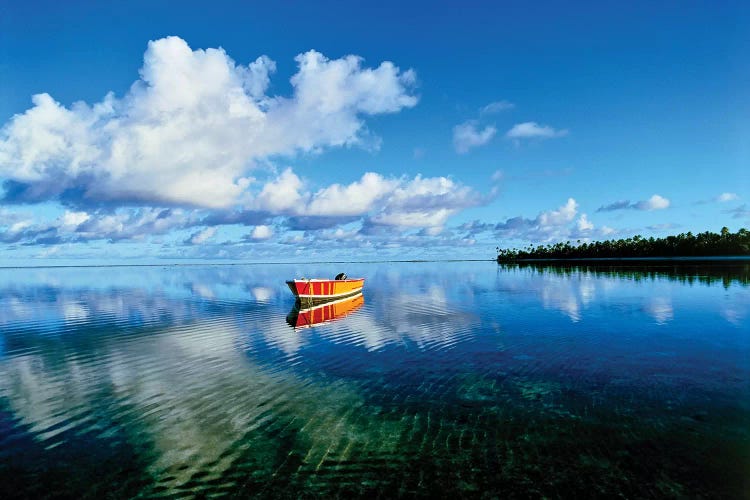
[285,274,364,302]
[286,292,364,329]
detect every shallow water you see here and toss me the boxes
[0,262,748,498]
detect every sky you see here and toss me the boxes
[0,0,748,264]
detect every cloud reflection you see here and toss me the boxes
[0,262,747,497]
[0,264,487,495]
[645,297,674,325]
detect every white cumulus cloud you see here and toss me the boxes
[598,194,671,212]
[253,168,305,213]
[59,211,90,228]
[305,172,398,216]
[494,198,609,243]
[251,169,481,230]
[635,194,670,211]
[370,175,480,228]
[250,225,273,240]
[538,198,578,227]
[576,214,594,231]
[0,37,417,209]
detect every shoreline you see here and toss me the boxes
[1,257,749,270]
[497,256,750,264]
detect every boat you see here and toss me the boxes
[285,273,364,302]
[286,293,364,329]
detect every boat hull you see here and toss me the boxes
[286,293,364,329]
[285,278,364,301]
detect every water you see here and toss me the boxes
[0,262,748,498]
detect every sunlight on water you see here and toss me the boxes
[0,262,748,497]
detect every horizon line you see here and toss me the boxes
[0,258,497,270]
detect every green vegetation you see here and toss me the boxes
[496,227,750,262]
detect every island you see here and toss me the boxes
[496,227,750,262]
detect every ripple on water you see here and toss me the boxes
[0,263,748,498]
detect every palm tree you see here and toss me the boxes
[496,228,750,261]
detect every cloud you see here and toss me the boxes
[576,214,594,231]
[505,122,568,140]
[250,168,483,230]
[480,100,514,115]
[451,100,513,154]
[200,209,270,227]
[458,220,495,237]
[0,169,486,247]
[305,172,398,216]
[538,198,578,226]
[0,208,29,226]
[284,215,359,231]
[493,198,620,243]
[76,208,196,241]
[256,170,482,230]
[252,168,305,213]
[453,120,496,153]
[280,221,477,255]
[596,200,632,212]
[597,194,670,212]
[694,192,741,205]
[306,227,359,242]
[0,207,197,245]
[370,209,453,228]
[249,225,273,240]
[494,198,579,242]
[418,226,444,236]
[8,220,33,234]
[368,175,482,228]
[0,37,417,209]
[60,210,90,227]
[635,194,670,211]
[187,227,217,245]
[724,204,750,219]
[716,192,739,202]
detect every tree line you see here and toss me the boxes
[496,227,750,262]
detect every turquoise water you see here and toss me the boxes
[0,262,748,498]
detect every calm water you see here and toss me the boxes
[0,262,748,498]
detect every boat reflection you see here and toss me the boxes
[286,293,364,329]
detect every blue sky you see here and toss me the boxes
[0,1,748,264]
